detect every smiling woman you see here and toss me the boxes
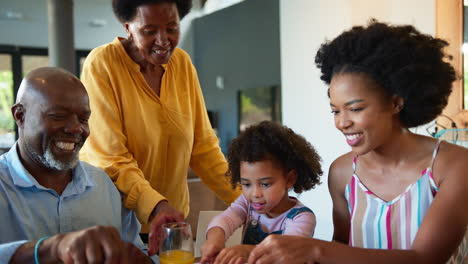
[246,20,468,264]
[78,0,240,257]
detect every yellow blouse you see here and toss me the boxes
[80,37,240,232]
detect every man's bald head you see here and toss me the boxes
[16,67,86,105]
[12,66,91,173]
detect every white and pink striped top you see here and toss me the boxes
[345,140,467,263]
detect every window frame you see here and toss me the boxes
[435,0,464,126]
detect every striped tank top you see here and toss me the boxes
[345,140,467,263]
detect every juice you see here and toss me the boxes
[159,250,195,264]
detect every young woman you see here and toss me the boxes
[248,20,468,264]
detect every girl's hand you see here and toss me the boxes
[248,235,315,264]
[214,244,254,264]
[201,227,227,263]
[201,239,225,264]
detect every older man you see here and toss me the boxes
[0,67,152,263]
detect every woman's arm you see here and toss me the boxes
[328,155,352,244]
[409,142,468,262]
[248,235,422,264]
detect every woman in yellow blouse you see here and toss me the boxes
[80,0,240,255]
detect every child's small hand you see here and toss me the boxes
[201,239,225,264]
[213,244,254,264]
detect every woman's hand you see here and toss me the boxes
[148,200,184,255]
[248,235,316,264]
[214,244,254,264]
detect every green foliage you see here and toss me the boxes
[239,87,274,131]
[0,71,14,133]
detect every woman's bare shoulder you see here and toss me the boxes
[330,152,354,176]
[433,140,468,184]
[328,152,355,193]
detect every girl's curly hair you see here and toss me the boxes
[112,0,192,23]
[226,121,322,193]
[315,19,456,128]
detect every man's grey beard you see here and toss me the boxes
[28,141,79,171]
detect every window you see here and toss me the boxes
[0,54,15,149]
[22,55,49,75]
[238,85,281,132]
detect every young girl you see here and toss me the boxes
[248,20,468,264]
[200,121,323,264]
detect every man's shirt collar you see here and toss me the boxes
[4,143,96,196]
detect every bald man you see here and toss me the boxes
[0,67,152,263]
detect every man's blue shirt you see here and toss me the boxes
[0,143,146,262]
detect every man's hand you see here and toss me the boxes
[123,241,153,264]
[54,226,126,263]
[11,225,152,264]
[148,200,184,255]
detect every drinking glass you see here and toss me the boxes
[159,222,195,264]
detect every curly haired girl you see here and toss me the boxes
[201,121,323,264]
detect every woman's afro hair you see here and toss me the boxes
[315,19,457,128]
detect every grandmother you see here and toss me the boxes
[80,0,240,255]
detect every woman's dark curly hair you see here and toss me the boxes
[112,0,192,23]
[315,19,457,128]
[226,121,322,193]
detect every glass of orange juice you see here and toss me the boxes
[159,222,195,264]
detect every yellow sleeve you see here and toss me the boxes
[187,63,241,204]
[80,50,164,224]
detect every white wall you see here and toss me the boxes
[280,0,435,241]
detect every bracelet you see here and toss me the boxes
[34,236,49,264]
